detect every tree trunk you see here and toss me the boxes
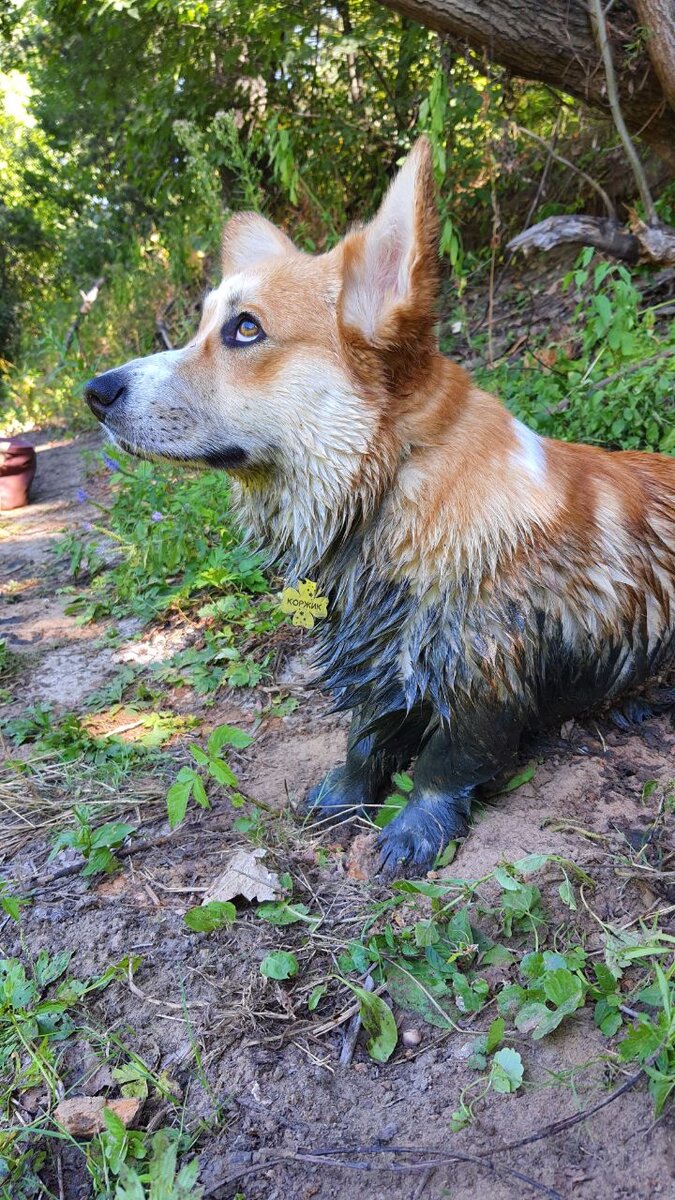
[635,0,675,118]
[373,0,675,167]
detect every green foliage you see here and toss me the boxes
[165,723,252,828]
[2,703,157,784]
[341,980,399,1063]
[483,252,675,454]
[260,951,299,981]
[330,852,675,1119]
[0,882,28,923]
[183,902,236,934]
[48,805,135,876]
[64,453,271,623]
[111,1128,203,1200]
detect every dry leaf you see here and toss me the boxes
[80,1063,115,1096]
[54,1096,141,1137]
[204,847,281,904]
[346,832,377,881]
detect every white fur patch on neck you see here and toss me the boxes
[512,418,547,482]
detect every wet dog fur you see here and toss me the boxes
[85,139,675,877]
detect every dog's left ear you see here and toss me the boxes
[338,138,439,387]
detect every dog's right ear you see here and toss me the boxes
[221,212,297,276]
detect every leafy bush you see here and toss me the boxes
[483,252,675,453]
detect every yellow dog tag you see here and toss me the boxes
[280,579,329,629]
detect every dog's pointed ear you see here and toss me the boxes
[337,138,439,379]
[221,212,297,276]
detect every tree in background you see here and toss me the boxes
[0,0,673,427]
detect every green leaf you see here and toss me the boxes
[166,778,193,828]
[189,743,209,766]
[543,968,584,1009]
[82,847,118,876]
[501,763,535,792]
[34,949,72,989]
[308,983,327,1011]
[208,759,238,788]
[207,724,253,755]
[375,792,408,828]
[486,1016,505,1054]
[594,998,622,1037]
[435,840,457,868]
[384,960,456,1030]
[393,880,455,898]
[184,901,236,932]
[414,919,439,947]
[191,775,210,809]
[90,822,135,849]
[558,877,577,910]
[257,901,312,926]
[481,944,514,968]
[490,1047,524,1093]
[618,1019,663,1063]
[521,951,545,980]
[1,895,22,921]
[494,867,520,891]
[260,951,299,980]
[497,983,527,1014]
[514,1000,550,1034]
[646,1064,675,1116]
[392,771,414,793]
[343,982,398,1062]
[512,854,549,875]
[112,1064,149,1100]
[593,963,620,995]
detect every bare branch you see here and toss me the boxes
[588,0,658,224]
[511,122,616,218]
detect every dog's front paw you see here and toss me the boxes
[375,794,469,879]
[306,765,368,821]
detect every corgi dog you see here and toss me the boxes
[85,138,675,877]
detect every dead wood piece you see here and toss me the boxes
[507,215,640,262]
[633,219,675,267]
[339,973,374,1066]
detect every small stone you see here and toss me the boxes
[402,1028,422,1047]
[54,1096,141,1137]
[376,1122,398,1144]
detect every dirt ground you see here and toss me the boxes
[2,433,675,1200]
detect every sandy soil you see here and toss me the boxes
[1,434,675,1200]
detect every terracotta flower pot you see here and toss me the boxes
[0,438,37,510]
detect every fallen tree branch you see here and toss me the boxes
[205,1144,564,1199]
[507,215,640,262]
[507,212,675,265]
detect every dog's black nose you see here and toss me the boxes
[84,369,128,419]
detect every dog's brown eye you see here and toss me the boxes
[235,316,261,343]
[221,312,266,348]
